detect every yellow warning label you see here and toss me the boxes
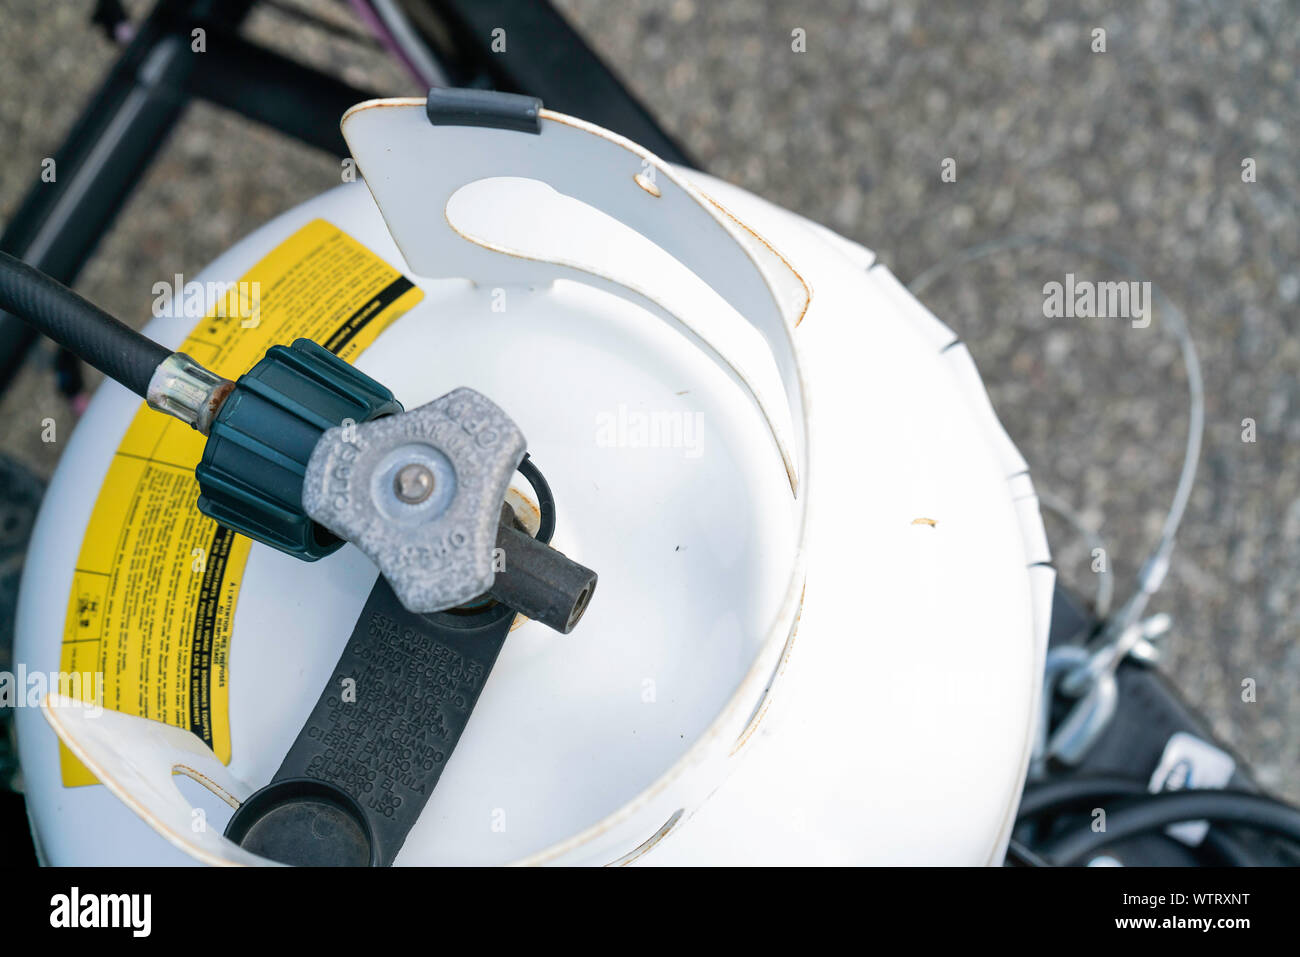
[59,218,423,786]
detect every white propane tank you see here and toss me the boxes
[14,99,1053,866]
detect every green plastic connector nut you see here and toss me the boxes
[194,338,403,559]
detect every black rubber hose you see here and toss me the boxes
[1005,837,1051,867]
[0,250,169,398]
[1016,776,1148,820]
[1018,777,1271,866]
[1042,789,1300,865]
[1203,826,1258,867]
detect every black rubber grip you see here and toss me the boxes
[425,87,543,134]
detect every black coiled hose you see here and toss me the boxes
[0,250,170,398]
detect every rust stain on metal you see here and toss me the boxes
[698,191,812,327]
[202,380,236,435]
[504,486,542,632]
[505,486,541,536]
[633,171,662,197]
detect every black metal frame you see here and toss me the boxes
[0,0,692,396]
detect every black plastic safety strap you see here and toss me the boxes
[224,580,515,866]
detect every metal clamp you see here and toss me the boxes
[1035,613,1173,771]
